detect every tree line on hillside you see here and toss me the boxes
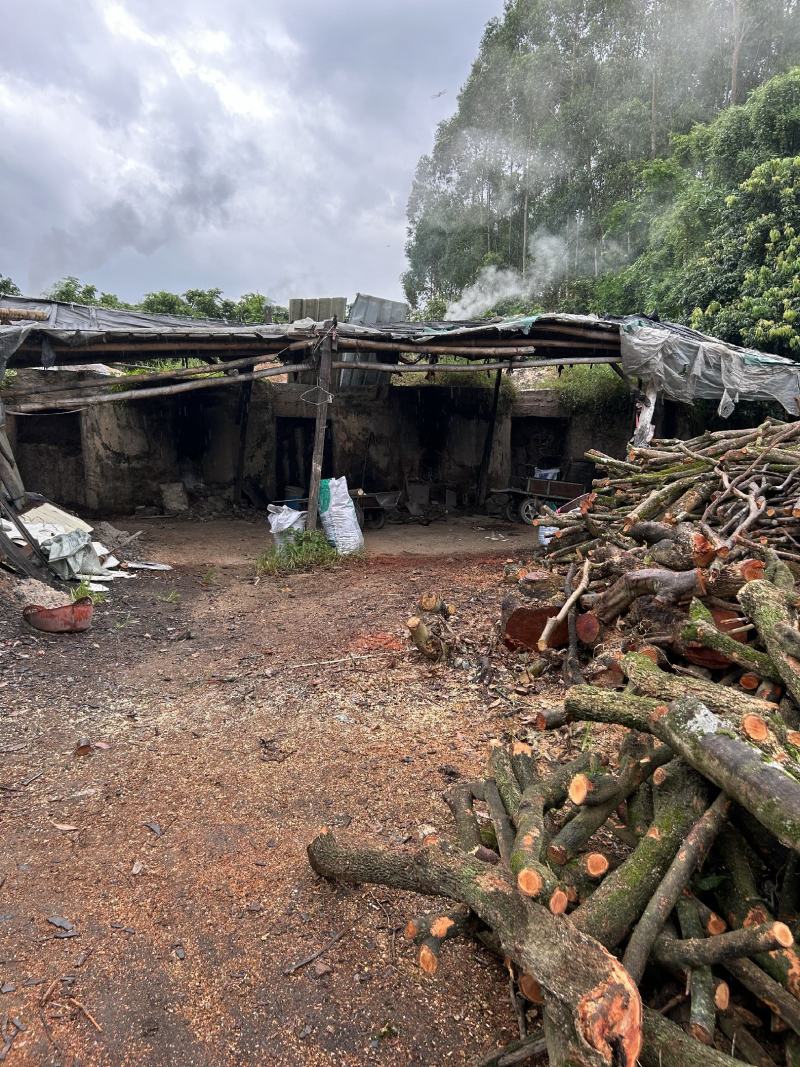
[403,0,800,357]
[0,274,288,325]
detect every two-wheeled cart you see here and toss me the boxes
[492,476,586,525]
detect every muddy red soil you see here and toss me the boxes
[0,518,563,1066]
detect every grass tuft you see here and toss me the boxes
[71,578,108,605]
[256,530,346,576]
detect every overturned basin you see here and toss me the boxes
[23,597,94,634]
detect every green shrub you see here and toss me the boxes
[532,364,632,420]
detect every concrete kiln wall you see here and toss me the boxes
[8,380,274,515]
[80,384,274,513]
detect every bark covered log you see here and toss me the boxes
[570,763,710,949]
[738,580,800,709]
[621,791,731,983]
[308,831,643,1066]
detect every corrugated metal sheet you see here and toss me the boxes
[340,293,410,387]
[288,297,347,323]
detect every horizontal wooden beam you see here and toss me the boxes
[4,341,311,398]
[0,308,49,321]
[6,355,622,414]
[337,337,618,357]
[334,356,620,374]
[6,361,311,412]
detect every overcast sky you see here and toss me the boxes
[1,1,499,306]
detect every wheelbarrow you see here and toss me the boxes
[492,477,586,525]
[351,489,401,530]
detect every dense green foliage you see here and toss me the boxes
[0,274,288,325]
[0,275,20,297]
[403,0,800,354]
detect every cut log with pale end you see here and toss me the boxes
[407,616,447,661]
[739,580,800,709]
[648,695,800,854]
[308,830,643,1066]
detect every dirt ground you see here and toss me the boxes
[0,515,568,1066]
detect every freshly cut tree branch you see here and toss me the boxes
[621,792,731,983]
[570,763,710,949]
[308,831,643,1066]
[738,579,800,708]
[538,560,591,650]
[652,920,794,968]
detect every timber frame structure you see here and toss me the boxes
[2,294,799,530]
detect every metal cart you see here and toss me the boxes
[493,476,586,525]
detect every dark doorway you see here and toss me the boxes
[274,417,333,499]
[14,412,87,511]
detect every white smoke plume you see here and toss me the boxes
[445,227,571,319]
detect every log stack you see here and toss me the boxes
[307,418,800,1066]
[539,417,800,566]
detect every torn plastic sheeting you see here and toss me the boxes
[621,323,800,417]
[45,530,116,580]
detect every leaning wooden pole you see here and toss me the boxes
[477,365,506,507]
[305,322,335,532]
[0,400,26,508]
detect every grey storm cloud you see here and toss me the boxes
[1,0,499,305]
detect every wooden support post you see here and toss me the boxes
[234,379,253,506]
[0,399,26,508]
[306,322,335,532]
[477,366,505,507]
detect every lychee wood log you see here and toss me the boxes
[676,896,715,1046]
[621,651,779,721]
[722,957,800,1037]
[307,831,643,1067]
[652,921,794,968]
[570,763,710,950]
[591,567,707,625]
[648,695,800,854]
[738,580,800,709]
[640,1007,747,1066]
[621,792,731,984]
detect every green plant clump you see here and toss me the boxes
[70,579,108,605]
[544,365,632,420]
[256,530,345,576]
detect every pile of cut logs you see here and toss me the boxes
[541,417,800,566]
[307,418,800,1066]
